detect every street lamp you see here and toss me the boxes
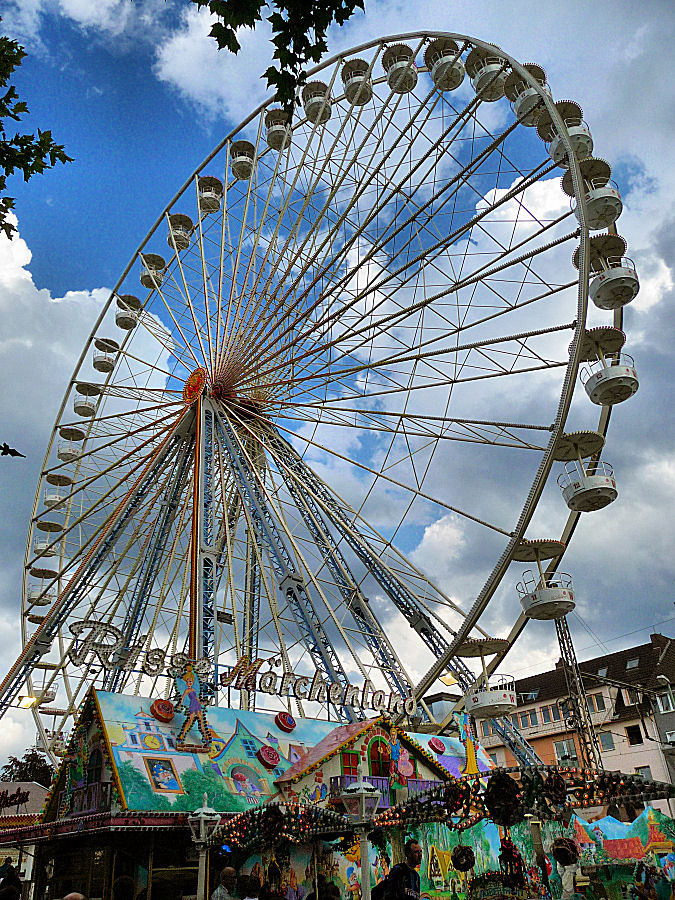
[341,774,381,900]
[188,793,221,900]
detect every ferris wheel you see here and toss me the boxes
[0,32,640,760]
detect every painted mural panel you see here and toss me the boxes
[94,692,490,813]
[95,691,338,812]
[233,809,675,900]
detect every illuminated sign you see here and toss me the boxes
[219,656,417,716]
[67,620,211,677]
[66,621,417,715]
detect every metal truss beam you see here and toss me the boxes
[555,615,603,770]
[0,432,184,719]
[269,429,543,765]
[214,411,358,723]
[267,431,416,703]
[105,436,194,691]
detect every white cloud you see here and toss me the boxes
[0,216,111,764]
[154,6,274,124]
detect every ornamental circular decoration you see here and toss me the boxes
[451,845,476,872]
[150,698,175,722]
[428,737,445,754]
[183,367,207,404]
[257,745,281,769]
[275,711,296,733]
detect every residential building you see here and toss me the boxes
[478,633,675,814]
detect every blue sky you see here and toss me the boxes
[10,7,220,295]
[1,0,675,760]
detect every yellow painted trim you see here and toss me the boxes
[92,688,128,811]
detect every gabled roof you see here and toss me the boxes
[275,716,458,785]
[513,633,675,711]
[276,718,377,784]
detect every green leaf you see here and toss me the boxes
[189,0,366,108]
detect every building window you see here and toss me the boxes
[657,693,675,713]
[554,739,578,765]
[597,667,608,677]
[341,752,359,777]
[369,738,390,777]
[87,748,103,784]
[488,752,499,766]
[587,693,606,714]
[623,688,641,706]
[625,725,643,746]
[167,736,175,749]
[144,721,152,731]
[519,710,538,728]
[542,706,551,724]
[551,704,561,722]
[626,658,639,670]
[481,721,491,738]
[241,738,258,758]
[635,765,653,781]
[129,733,138,745]
[665,731,675,745]
[598,732,614,751]
[273,766,285,779]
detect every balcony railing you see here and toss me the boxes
[58,781,112,817]
[328,774,444,808]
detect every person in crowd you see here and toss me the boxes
[212,867,238,900]
[63,893,88,900]
[389,840,422,900]
[0,867,21,900]
[242,876,261,900]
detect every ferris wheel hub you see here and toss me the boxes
[183,367,208,404]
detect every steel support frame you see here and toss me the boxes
[270,431,415,702]
[555,615,603,770]
[214,410,357,723]
[105,435,195,691]
[270,429,542,765]
[0,433,184,718]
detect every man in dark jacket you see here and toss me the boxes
[389,841,423,900]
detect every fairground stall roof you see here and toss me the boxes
[40,689,493,816]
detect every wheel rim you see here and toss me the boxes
[12,32,609,754]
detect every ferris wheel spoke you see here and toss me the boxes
[165,215,213,370]
[242,89,493,367]
[33,409,186,541]
[242,152,561,384]
[254,319,574,399]
[261,104,521,354]
[252,65,483,341]
[248,411,515,537]
[145,275,207,371]
[265,409,548,451]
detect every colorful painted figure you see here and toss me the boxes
[150,760,181,792]
[388,726,408,788]
[346,867,361,900]
[176,663,209,744]
[285,870,305,900]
